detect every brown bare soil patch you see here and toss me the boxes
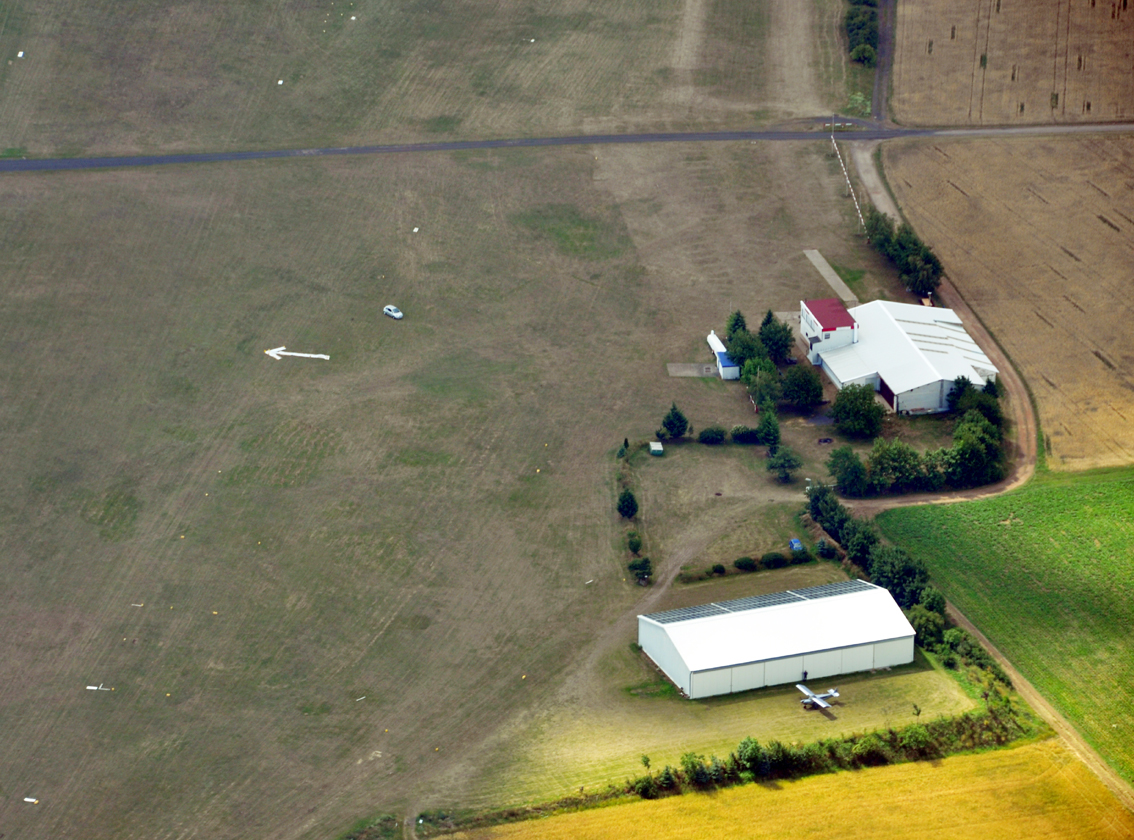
[892,0,1134,125]
[883,134,1134,469]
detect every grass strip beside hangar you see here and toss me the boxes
[876,467,1134,787]
[440,740,1134,840]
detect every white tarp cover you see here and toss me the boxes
[642,585,913,674]
[819,301,997,396]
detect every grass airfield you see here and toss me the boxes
[2,0,1134,838]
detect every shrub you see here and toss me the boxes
[898,723,932,756]
[816,539,837,559]
[737,737,763,773]
[631,774,658,799]
[617,489,638,519]
[679,752,711,787]
[734,556,758,572]
[698,426,727,445]
[868,545,928,607]
[790,547,813,565]
[711,563,726,576]
[760,551,788,569]
[758,312,795,364]
[627,531,642,554]
[730,424,760,444]
[851,733,888,766]
[657,765,677,789]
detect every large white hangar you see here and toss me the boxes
[637,580,915,700]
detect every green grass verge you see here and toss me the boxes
[876,467,1134,786]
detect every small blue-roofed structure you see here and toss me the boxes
[706,331,740,380]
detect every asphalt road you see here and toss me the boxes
[2,121,1132,175]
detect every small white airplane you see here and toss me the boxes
[796,684,839,709]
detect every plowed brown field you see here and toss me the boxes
[892,0,1134,125]
[883,134,1134,469]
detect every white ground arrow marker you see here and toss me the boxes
[265,346,330,361]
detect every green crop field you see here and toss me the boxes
[877,468,1134,787]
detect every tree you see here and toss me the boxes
[867,437,922,494]
[842,519,878,570]
[661,403,689,439]
[781,364,823,412]
[900,247,942,296]
[827,445,869,497]
[758,313,795,363]
[955,387,1004,432]
[830,383,884,438]
[946,376,973,412]
[617,489,638,519]
[727,330,765,367]
[628,556,653,582]
[850,43,876,67]
[725,310,748,339]
[946,410,1003,487]
[767,446,803,482]
[864,207,896,251]
[906,604,945,648]
[743,357,781,406]
[627,531,642,554]
[754,407,780,448]
[868,545,928,608]
[918,585,946,617]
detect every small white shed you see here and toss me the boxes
[706,330,740,380]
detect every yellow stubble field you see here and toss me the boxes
[891,0,1134,125]
[448,740,1134,840]
[883,134,1134,469]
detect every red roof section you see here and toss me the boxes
[805,298,856,331]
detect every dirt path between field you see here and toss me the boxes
[945,602,1134,812]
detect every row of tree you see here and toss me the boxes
[827,378,1005,496]
[864,208,944,297]
[845,0,879,68]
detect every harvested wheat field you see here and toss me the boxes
[448,740,1134,840]
[883,134,1134,469]
[891,0,1134,125]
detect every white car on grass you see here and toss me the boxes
[383,305,404,320]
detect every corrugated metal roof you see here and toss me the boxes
[716,351,738,369]
[640,581,914,672]
[819,301,997,395]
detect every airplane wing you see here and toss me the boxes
[809,695,831,709]
[795,684,812,696]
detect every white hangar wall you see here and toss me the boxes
[637,580,915,700]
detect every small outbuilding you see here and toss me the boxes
[706,330,740,380]
[649,442,664,456]
[637,579,914,699]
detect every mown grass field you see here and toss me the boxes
[0,0,852,159]
[0,131,880,840]
[883,134,1134,469]
[446,740,1134,840]
[877,467,1134,787]
[891,0,1134,125]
